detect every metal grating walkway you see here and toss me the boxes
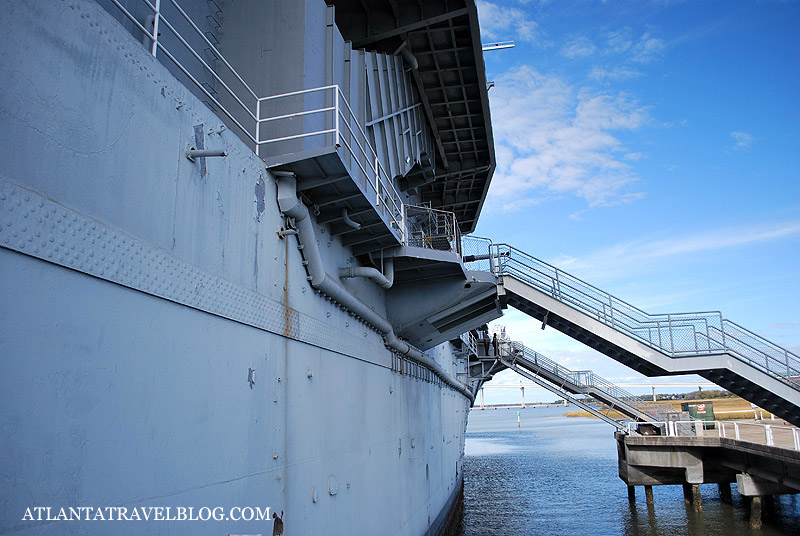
[462,237,800,426]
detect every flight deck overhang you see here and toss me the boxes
[386,270,502,350]
[329,0,496,233]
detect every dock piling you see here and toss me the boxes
[627,486,635,503]
[691,484,703,511]
[644,485,654,506]
[718,483,732,504]
[750,496,762,529]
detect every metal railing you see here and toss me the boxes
[404,204,461,255]
[105,0,260,146]
[459,331,479,358]
[256,85,406,236]
[461,236,800,388]
[497,336,663,419]
[461,235,495,272]
[626,420,800,451]
[103,0,407,237]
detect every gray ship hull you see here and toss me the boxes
[0,1,474,533]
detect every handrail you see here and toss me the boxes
[460,331,478,357]
[460,236,800,388]
[105,0,260,144]
[404,204,462,255]
[256,85,406,238]
[497,337,663,419]
[161,0,257,101]
[626,420,800,451]
[101,0,411,241]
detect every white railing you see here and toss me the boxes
[103,0,407,238]
[626,420,800,451]
[403,204,462,255]
[460,331,478,357]
[499,338,663,420]
[256,85,406,237]
[106,0,260,146]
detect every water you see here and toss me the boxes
[459,407,800,535]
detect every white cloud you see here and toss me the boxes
[586,29,664,83]
[486,66,649,210]
[589,66,641,81]
[477,1,542,43]
[605,29,634,54]
[730,130,754,150]
[601,29,664,61]
[772,323,800,330]
[548,220,800,284]
[631,32,666,64]
[559,29,664,76]
[561,37,596,58]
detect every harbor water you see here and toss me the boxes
[459,406,800,535]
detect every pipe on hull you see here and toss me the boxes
[338,259,394,289]
[274,172,473,401]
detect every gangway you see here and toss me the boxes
[498,338,664,423]
[499,357,626,429]
[463,331,671,428]
[462,237,800,426]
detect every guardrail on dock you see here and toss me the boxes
[626,420,800,451]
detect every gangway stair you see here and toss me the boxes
[498,339,664,424]
[462,238,800,426]
[500,358,626,429]
[461,332,671,429]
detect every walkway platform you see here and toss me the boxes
[618,420,800,493]
[617,419,800,528]
[462,238,800,426]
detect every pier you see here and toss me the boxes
[617,420,800,528]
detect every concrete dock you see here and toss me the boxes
[617,420,800,528]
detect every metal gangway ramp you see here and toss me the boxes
[463,238,800,426]
[497,338,664,425]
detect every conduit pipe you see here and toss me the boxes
[341,208,361,230]
[339,258,394,289]
[274,172,473,402]
[400,47,419,71]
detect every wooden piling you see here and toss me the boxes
[682,484,692,505]
[627,486,635,503]
[691,484,703,511]
[750,496,762,530]
[644,485,654,506]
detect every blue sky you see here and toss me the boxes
[472,0,800,404]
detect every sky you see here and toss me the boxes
[471,0,800,404]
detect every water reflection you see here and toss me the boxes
[459,407,799,535]
[465,437,519,456]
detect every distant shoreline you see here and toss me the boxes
[562,397,773,422]
[470,403,566,410]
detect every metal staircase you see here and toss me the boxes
[461,330,671,429]
[462,237,800,426]
[497,338,664,424]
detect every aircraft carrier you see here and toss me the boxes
[0,0,499,534]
